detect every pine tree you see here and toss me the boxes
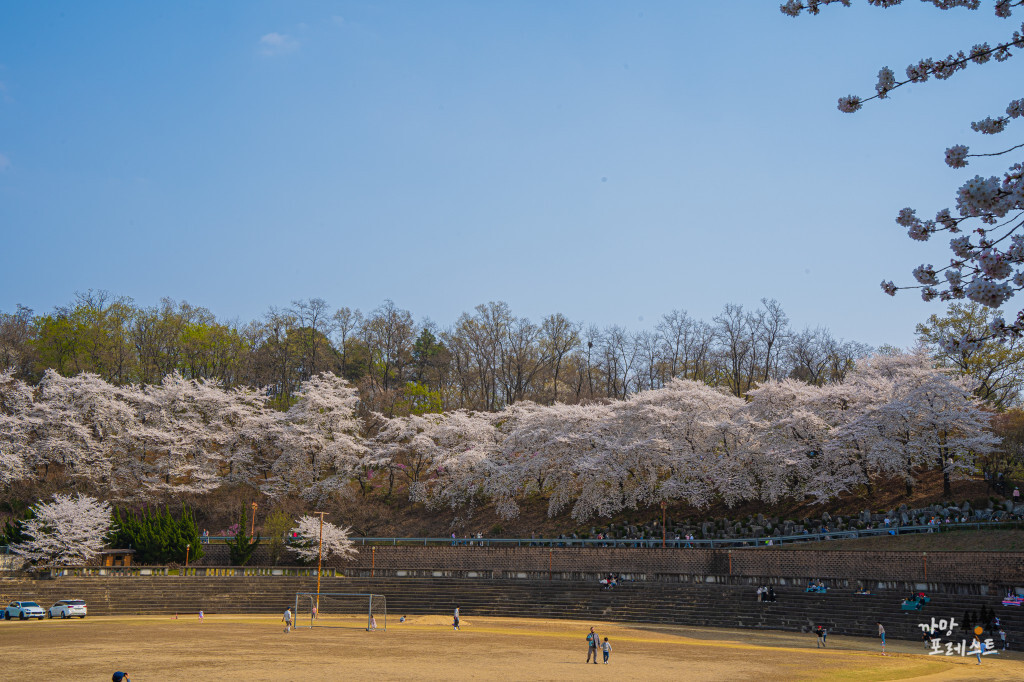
[107,506,204,564]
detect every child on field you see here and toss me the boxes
[602,637,612,664]
[282,607,293,633]
[198,610,204,623]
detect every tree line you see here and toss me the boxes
[0,291,872,414]
[0,353,999,522]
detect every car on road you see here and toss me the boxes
[4,601,46,620]
[48,599,87,619]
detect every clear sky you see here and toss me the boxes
[1,1,1020,347]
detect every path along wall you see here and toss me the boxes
[197,545,1024,588]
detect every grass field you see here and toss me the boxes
[3,614,1023,681]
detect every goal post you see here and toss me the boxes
[293,593,386,631]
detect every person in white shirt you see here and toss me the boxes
[282,607,293,633]
[453,606,460,631]
[602,637,612,664]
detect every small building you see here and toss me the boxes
[97,549,135,567]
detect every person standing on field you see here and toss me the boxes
[602,637,612,664]
[453,606,460,631]
[282,607,293,633]
[877,623,886,656]
[586,627,600,664]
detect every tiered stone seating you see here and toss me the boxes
[0,576,1018,648]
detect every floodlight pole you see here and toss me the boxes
[250,502,257,537]
[185,543,190,568]
[314,511,328,615]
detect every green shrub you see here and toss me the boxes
[264,509,292,566]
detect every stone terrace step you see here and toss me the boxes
[2,577,1018,647]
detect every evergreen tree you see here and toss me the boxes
[107,506,203,564]
[226,505,260,566]
[1,508,34,546]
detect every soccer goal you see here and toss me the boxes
[294,593,387,631]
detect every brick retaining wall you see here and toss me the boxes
[196,545,1024,586]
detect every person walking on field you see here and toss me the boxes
[282,607,293,634]
[453,606,460,631]
[586,627,600,664]
[602,637,612,664]
[877,623,886,656]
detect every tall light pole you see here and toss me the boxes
[313,511,328,615]
[185,543,191,568]
[661,501,667,549]
[250,502,258,537]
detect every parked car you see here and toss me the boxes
[4,601,46,620]
[48,600,87,619]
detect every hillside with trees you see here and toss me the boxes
[0,292,870,415]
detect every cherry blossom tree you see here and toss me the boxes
[288,514,357,562]
[0,356,1001,522]
[12,493,113,565]
[275,373,366,503]
[0,370,33,486]
[784,1,1024,347]
[851,353,1000,495]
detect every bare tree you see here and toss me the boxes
[499,316,544,405]
[289,298,334,381]
[713,303,753,397]
[331,306,363,379]
[539,313,579,403]
[361,300,415,397]
[755,298,791,383]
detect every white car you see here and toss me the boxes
[48,600,87,619]
[4,601,45,620]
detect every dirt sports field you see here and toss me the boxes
[4,614,1024,681]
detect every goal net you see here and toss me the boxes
[294,592,387,631]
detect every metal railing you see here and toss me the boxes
[49,565,345,578]
[4,521,1020,566]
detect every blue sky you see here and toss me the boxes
[1,1,1020,346]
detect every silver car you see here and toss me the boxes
[48,599,87,619]
[4,601,45,620]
